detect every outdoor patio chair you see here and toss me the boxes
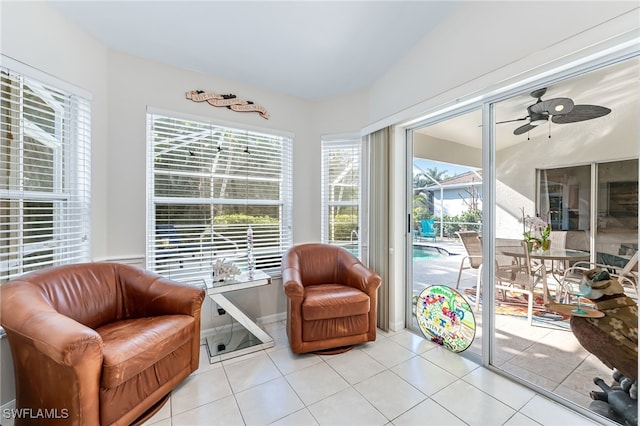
[419,219,438,241]
[493,238,547,325]
[455,231,482,290]
[560,251,638,302]
[547,230,568,275]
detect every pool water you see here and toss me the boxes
[413,246,445,261]
[344,244,445,261]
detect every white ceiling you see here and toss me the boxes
[48,0,459,101]
[416,57,640,150]
[46,1,638,149]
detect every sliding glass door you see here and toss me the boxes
[407,108,483,358]
[490,57,638,421]
[406,55,638,423]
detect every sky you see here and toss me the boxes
[413,158,478,179]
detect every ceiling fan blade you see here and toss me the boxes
[496,117,528,124]
[513,123,537,135]
[529,97,574,115]
[551,105,611,124]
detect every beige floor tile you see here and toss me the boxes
[235,377,304,425]
[420,345,480,378]
[324,348,387,385]
[502,412,542,425]
[432,379,516,425]
[519,395,603,425]
[285,362,350,405]
[224,351,282,393]
[171,367,233,415]
[269,408,319,426]
[171,395,244,426]
[390,355,458,396]
[268,346,323,375]
[307,387,388,426]
[387,329,439,354]
[462,367,536,410]
[359,337,419,368]
[354,370,426,420]
[392,399,467,426]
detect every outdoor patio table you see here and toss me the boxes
[503,247,590,303]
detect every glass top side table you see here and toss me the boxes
[198,270,275,363]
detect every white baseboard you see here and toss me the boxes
[389,320,405,332]
[257,312,286,326]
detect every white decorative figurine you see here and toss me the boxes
[211,258,241,282]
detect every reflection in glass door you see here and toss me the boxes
[595,159,638,273]
[492,57,638,423]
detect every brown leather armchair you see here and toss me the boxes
[0,262,205,426]
[282,243,381,354]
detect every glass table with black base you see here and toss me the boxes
[199,270,274,363]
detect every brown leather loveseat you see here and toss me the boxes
[282,243,381,354]
[0,262,205,425]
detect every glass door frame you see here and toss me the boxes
[403,46,639,421]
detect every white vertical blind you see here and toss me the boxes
[321,136,360,255]
[146,112,293,282]
[0,64,91,283]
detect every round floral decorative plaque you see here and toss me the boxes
[416,285,476,353]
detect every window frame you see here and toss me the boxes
[146,109,293,282]
[321,134,361,256]
[0,57,92,283]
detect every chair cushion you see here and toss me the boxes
[302,314,370,341]
[96,315,195,388]
[302,284,370,321]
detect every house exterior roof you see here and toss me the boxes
[427,170,482,189]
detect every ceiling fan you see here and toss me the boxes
[499,88,612,135]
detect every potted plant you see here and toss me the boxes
[521,208,551,251]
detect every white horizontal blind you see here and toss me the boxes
[321,136,360,257]
[146,113,293,282]
[0,65,91,283]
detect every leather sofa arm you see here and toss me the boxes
[282,267,304,298]
[1,283,103,366]
[118,265,205,318]
[13,312,103,366]
[346,262,382,294]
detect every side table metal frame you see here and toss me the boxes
[202,270,275,363]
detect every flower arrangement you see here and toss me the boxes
[211,258,241,282]
[520,208,551,251]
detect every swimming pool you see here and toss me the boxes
[413,245,446,261]
[343,244,446,261]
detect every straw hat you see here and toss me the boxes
[578,268,625,299]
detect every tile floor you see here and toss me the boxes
[143,322,604,426]
[414,239,632,411]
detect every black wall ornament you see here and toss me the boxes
[186,90,270,119]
